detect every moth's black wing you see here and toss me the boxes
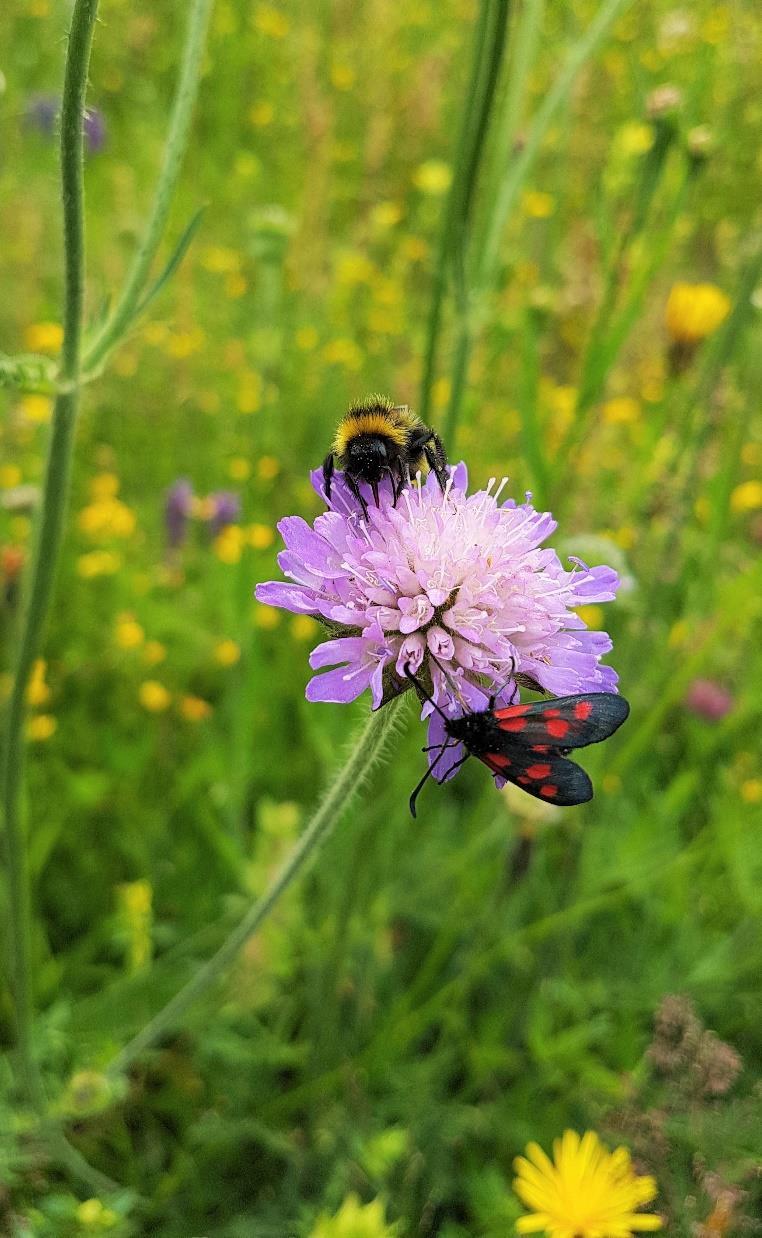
[480,747,594,806]
[492,693,630,750]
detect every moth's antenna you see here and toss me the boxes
[427,651,469,711]
[403,665,451,724]
[489,653,518,705]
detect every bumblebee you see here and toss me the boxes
[323,395,448,514]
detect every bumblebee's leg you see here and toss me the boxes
[423,432,449,492]
[322,452,335,500]
[371,479,380,507]
[346,472,369,519]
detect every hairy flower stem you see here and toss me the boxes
[82,0,214,372]
[1,0,99,1114]
[106,698,406,1077]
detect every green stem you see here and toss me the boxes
[419,0,494,423]
[1,0,99,1111]
[82,0,214,372]
[105,698,406,1076]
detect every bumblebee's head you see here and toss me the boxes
[344,433,390,484]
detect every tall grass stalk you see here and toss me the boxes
[1,0,99,1112]
[82,0,214,372]
[105,697,406,1077]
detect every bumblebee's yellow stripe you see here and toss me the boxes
[333,410,409,456]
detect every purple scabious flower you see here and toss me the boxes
[165,479,193,549]
[83,106,107,155]
[256,465,622,783]
[209,491,241,535]
[23,94,106,154]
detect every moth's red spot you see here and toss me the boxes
[532,744,550,754]
[526,763,552,780]
[494,703,531,720]
[543,708,561,718]
[546,718,570,739]
[499,715,527,732]
[574,700,593,720]
[540,784,558,798]
[486,752,511,769]
[517,775,531,785]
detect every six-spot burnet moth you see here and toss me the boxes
[403,664,630,818]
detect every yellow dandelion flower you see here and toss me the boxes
[250,99,275,127]
[20,394,53,424]
[413,159,452,195]
[665,282,730,344]
[143,640,167,666]
[513,1130,662,1237]
[179,694,213,722]
[214,638,241,667]
[214,525,245,564]
[24,321,63,353]
[139,680,171,713]
[730,480,762,513]
[257,456,281,481]
[89,471,120,500]
[253,3,289,38]
[522,190,556,218]
[78,496,136,539]
[292,615,317,641]
[115,615,144,650]
[27,714,57,742]
[76,550,122,578]
[26,659,50,708]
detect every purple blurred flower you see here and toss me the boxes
[23,94,106,154]
[165,479,193,549]
[256,465,622,785]
[209,491,241,535]
[685,678,733,722]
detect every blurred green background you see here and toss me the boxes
[1,0,761,1234]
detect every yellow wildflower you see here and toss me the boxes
[665,282,730,344]
[292,615,317,641]
[253,4,289,37]
[369,201,403,230]
[330,62,356,91]
[253,603,280,629]
[179,695,213,722]
[337,253,376,286]
[412,159,452,195]
[741,779,762,804]
[139,680,171,713]
[576,604,604,629]
[115,614,144,650]
[250,100,275,127]
[514,1130,662,1236]
[322,338,363,370]
[247,523,275,549]
[143,640,167,666]
[229,456,252,481]
[118,879,152,971]
[296,325,318,350]
[0,464,22,488]
[201,245,239,273]
[237,371,261,414]
[20,394,53,423]
[214,525,245,564]
[26,659,50,708]
[730,480,762,513]
[27,714,57,742]
[75,1198,119,1229]
[90,472,120,500]
[522,190,556,218]
[615,121,654,157]
[214,639,241,667]
[76,551,122,578]
[78,496,136,539]
[603,396,641,425]
[258,457,281,481]
[24,321,63,353]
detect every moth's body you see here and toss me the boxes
[323,395,448,514]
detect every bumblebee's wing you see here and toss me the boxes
[480,748,593,806]
[492,692,629,750]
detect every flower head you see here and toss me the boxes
[164,479,194,549]
[256,467,620,783]
[209,490,241,535]
[513,1129,662,1237]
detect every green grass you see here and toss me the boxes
[1,1,762,1234]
